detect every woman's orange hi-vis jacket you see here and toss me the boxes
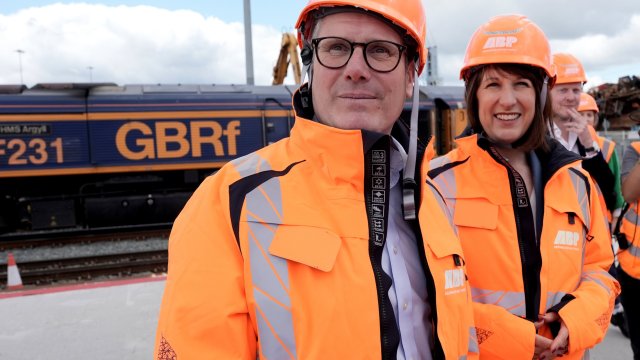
[154,91,478,360]
[428,134,620,359]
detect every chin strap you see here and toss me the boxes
[540,76,549,114]
[402,68,420,220]
[299,46,314,109]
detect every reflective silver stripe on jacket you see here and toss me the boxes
[601,139,613,162]
[583,270,616,295]
[468,326,479,355]
[235,154,298,359]
[471,287,526,317]
[425,179,456,234]
[624,207,639,225]
[567,168,591,227]
[429,156,457,216]
[545,291,568,310]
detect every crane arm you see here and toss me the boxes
[272,33,301,85]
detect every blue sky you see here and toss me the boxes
[1,1,639,87]
[2,1,300,31]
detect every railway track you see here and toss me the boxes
[0,225,170,290]
[0,249,167,289]
[0,223,171,252]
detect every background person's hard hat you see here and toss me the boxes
[553,53,587,84]
[578,92,599,113]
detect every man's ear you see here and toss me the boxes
[406,61,416,98]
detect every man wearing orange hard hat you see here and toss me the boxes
[154,0,477,359]
[578,92,625,223]
[549,53,617,214]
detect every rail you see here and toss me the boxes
[0,249,167,288]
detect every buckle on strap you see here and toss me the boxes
[403,178,417,220]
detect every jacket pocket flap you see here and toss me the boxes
[453,198,499,230]
[426,234,465,259]
[269,225,341,272]
[546,197,588,226]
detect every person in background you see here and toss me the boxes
[549,53,617,213]
[578,92,630,337]
[154,0,477,359]
[578,92,624,225]
[429,15,620,359]
[617,140,640,359]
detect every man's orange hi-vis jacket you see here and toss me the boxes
[154,93,477,359]
[429,134,620,359]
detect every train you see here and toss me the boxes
[0,83,466,234]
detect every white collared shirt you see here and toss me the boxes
[552,121,580,154]
[381,137,433,360]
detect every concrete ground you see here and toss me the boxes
[0,277,634,359]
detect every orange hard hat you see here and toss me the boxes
[578,93,599,113]
[460,15,555,82]
[553,53,587,84]
[295,0,427,74]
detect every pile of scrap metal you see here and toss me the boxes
[589,75,640,130]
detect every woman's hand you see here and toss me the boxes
[536,312,569,360]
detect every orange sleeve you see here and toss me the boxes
[472,302,536,358]
[154,173,257,360]
[557,177,620,354]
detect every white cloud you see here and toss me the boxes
[1,2,638,88]
[0,4,294,86]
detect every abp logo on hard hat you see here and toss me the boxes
[482,36,518,50]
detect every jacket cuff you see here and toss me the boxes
[547,294,576,314]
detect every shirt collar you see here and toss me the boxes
[551,121,579,153]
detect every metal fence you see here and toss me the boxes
[598,130,640,159]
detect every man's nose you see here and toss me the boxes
[343,46,371,80]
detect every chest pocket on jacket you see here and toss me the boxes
[427,232,466,262]
[453,198,499,230]
[268,224,342,272]
[545,197,589,239]
[425,226,468,297]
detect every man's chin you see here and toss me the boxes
[553,113,571,122]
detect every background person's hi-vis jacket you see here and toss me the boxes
[619,142,640,279]
[154,92,478,360]
[587,126,625,220]
[428,134,620,359]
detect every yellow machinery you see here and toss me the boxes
[272,33,302,85]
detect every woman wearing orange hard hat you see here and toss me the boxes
[429,14,619,359]
[154,0,478,359]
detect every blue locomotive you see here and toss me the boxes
[0,83,464,234]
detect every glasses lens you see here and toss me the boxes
[316,37,352,68]
[314,37,403,72]
[366,41,401,72]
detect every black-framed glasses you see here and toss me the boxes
[311,36,406,73]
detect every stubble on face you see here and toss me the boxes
[550,83,582,123]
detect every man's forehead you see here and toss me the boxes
[553,83,583,90]
[312,8,406,39]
